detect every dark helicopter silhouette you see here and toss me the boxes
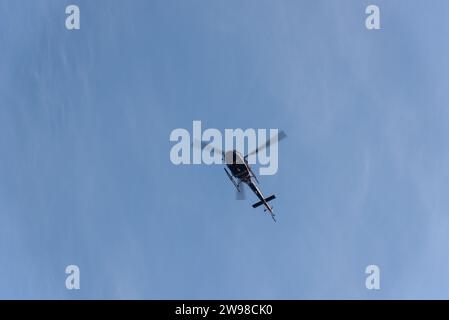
[195,131,286,222]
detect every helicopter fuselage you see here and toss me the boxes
[224,150,275,220]
[225,151,251,182]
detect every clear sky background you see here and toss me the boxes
[1,0,449,299]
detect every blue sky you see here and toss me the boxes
[1,0,449,299]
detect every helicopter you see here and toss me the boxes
[195,130,286,222]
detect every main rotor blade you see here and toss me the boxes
[235,183,246,200]
[192,139,224,156]
[245,130,287,158]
